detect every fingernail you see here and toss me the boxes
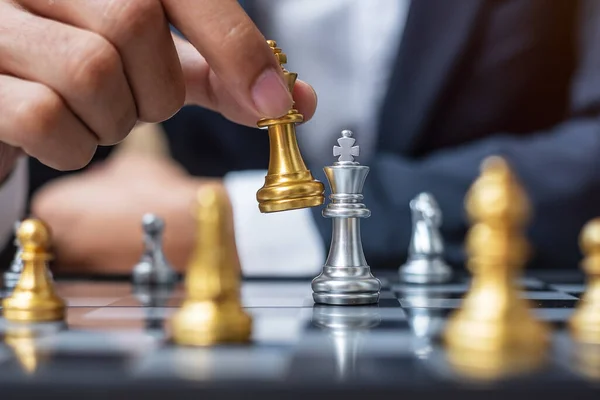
[252,68,292,118]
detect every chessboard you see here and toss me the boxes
[0,270,597,399]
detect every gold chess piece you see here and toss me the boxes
[170,184,252,346]
[573,343,600,380]
[256,40,325,213]
[3,219,66,322]
[443,156,549,376]
[569,218,600,344]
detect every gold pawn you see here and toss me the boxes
[569,218,600,343]
[3,219,65,322]
[170,184,252,346]
[443,156,549,376]
[256,40,325,213]
[572,343,600,380]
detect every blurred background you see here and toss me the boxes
[20,0,600,277]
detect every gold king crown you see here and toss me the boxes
[256,40,324,213]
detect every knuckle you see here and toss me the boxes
[223,19,255,44]
[136,71,186,124]
[164,75,187,119]
[68,34,121,94]
[220,20,258,65]
[215,20,271,87]
[38,141,97,172]
[11,85,97,171]
[63,144,96,171]
[105,0,164,41]
[140,91,184,123]
[103,111,136,145]
[14,86,64,145]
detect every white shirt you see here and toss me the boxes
[0,0,410,276]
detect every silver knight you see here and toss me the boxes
[399,192,452,283]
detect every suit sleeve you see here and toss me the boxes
[312,0,600,270]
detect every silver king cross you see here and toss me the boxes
[333,130,360,162]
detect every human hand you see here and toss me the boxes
[0,0,317,172]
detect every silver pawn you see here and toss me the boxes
[132,214,177,286]
[399,192,452,283]
[4,221,23,290]
[312,130,381,305]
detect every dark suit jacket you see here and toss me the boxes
[24,0,600,272]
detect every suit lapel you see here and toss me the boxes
[378,0,485,154]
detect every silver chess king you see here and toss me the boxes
[311,130,381,305]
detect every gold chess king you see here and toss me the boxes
[256,40,325,213]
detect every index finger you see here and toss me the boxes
[161,0,293,120]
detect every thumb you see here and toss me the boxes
[172,34,318,127]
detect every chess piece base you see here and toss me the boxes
[444,298,549,354]
[399,258,453,284]
[3,288,66,322]
[312,292,380,306]
[258,190,324,213]
[2,267,64,323]
[257,172,325,213]
[3,304,65,323]
[171,301,252,346]
[446,345,546,381]
[569,306,600,344]
[312,267,381,305]
[573,343,600,379]
[444,318,549,381]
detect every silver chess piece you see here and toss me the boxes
[4,221,23,290]
[312,130,381,305]
[132,214,177,286]
[399,192,452,284]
